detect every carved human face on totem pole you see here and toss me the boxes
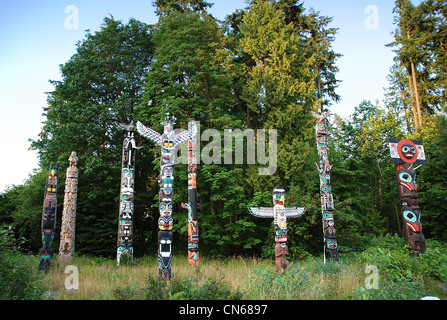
[389,138,426,256]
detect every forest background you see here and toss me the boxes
[1,0,446,262]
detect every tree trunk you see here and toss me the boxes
[401,92,411,133]
[407,30,423,130]
[407,71,419,132]
[410,60,423,129]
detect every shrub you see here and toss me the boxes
[112,285,146,300]
[418,239,447,283]
[349,234,429,300]
[0,226,47,299]
[145,274,243,300]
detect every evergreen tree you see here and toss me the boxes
[153,0,213,19]
[239,0,317,190]
[384,61,417,134]
[30,17,155,257]
[389,0,447,130]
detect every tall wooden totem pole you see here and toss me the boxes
[389,138,426,257]
[117,122,141,266]
[39,164,59,272]
[249,187,306,273]
[136,114,194,280]
[58,152,79,264]
[181,119,200,267]
[312,111,339,262]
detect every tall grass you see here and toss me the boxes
[41,253,434,300]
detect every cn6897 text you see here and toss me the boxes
[223,304,267,315]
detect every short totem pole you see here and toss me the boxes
[249,187,306,273]
[312,111,338,262]
[181,119,200,267]
[117,122,141,266]
[136,114,194,280]
[58,152,78,264]
[39,163,59,272]
[389,138,426,257]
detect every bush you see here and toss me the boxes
[145,274,243,300]
[0,226,47,299]
[349,234,429,300]
[418,239,447,283]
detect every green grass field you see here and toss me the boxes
[40,253,446,300]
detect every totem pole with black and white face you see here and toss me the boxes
[136,114,194,280]
[312,111,338,263]
[39,163,59,272]
[117,122,141,266]
[389,138,426,257]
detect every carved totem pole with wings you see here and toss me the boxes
[136,114,195,280]
[249,187,306,273]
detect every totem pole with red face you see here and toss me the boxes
[389,138,426,257]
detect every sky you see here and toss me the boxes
[0,0,422,193]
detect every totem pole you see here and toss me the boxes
[181,119,199,267]
[38,163,59,272]
[312,111,338,263]
[116,122,141,266]
[249,187,306,273]
[58,152,78,264]
[136,114,194,280]
[389,138,426,257]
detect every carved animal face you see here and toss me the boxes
[397,167,417,191]
[159,202,173,215]
[158,215,173,231]
[273,187,286,205]
[401,143,416,160]
[403,208,422,233]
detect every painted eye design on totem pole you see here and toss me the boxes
[399,172,412,183]
[403,210,417,223]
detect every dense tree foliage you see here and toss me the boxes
[26,17,155,256]
[387,0,447,131]
[1,0,446,260]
